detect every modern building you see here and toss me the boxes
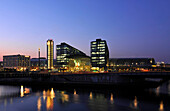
[91,39,109,71]
[109,58,156,72]
[66,54,91,72]
[47,39,54,70]
[0,61,3,71]
[56,42,87,71]
[30,57,47,71]
[3,54,30,71]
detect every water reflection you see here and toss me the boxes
[59,91,69,103]
[20,85,24,97]
[0,85,170,111]
[88,93,108,111]
[37,97,41,111]
[20,85,31,97]
[134,96,138,109]
[46,88,55,111]
[43,90,46,102]
[156,86,160,96]
[110,93,114,104]
[159,101,164,111]
[168,80,170,95]
[89,92,93,100]
[74,89,77,95]
[73,89,79,103]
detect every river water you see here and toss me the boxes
[0,81,170,111]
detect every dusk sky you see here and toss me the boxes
[0,0,170,63]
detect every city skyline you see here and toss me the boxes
[0,0,170,63]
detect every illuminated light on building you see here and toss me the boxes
[159,101,164,111]
[47,39,54,70]
[91,39,109,71]
[89,92,93,100]
[20,85,24,97]
[37,97,41,111]
[110,93,114,104]
[134,96,138,109]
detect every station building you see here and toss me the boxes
[66,54,91,72]
[56,42,88,72]
[109,58,156,72]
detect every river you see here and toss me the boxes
[0,81,170,111]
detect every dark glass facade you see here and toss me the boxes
[91,39,109,71]
[56,42,86,68]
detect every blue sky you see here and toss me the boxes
[0,0,170,62]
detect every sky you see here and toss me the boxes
[0,0,170,63]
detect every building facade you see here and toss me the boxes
[56,42,87,70]
[0,61,3,71]
[30,57,47,71]
[47,39,54,70]
[91,39,109,71]
[3,54,30,71]
[109,58,156,72]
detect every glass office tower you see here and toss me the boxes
[56,42,86,68]
[47,39,54,69]
[91,39,109,71]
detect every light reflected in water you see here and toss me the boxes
[20,85,24,97]
[37,97,41,111]
[168,80,170,95]
[10,98,13,104]
[156,86,160,96]
[110,93,114,104]
[46,89,55,111]
[20,85,31,97]
[50,88,55,99]
[159,101,164,111]
[60,91,69,103]
[89,92,93,100]
[74,89,77,95]
[43,90,46,102]
[134,96,138,109]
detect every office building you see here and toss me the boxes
[47,39,54,69]
[3,54,30,71]
[56,42,87,70]
[91,39,109,71]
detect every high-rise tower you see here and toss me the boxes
[47,39,54,69]
[91,39,109,71]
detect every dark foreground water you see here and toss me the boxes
[0,81,170,111]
